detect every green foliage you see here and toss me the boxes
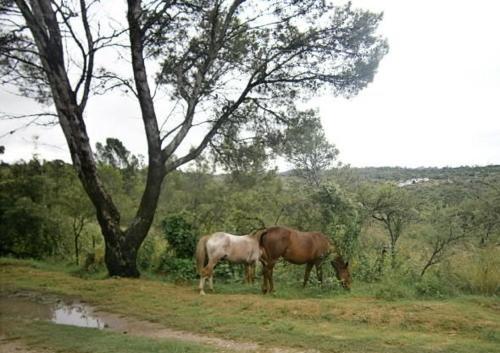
[137,233,165,271]
[315,184,361,260]
[95,138,142,170]
[161,214,197,259]
[157,255,197,282]
[354,251,386,283]
[447,247,500,296]
[373,273,415,300]
[358,182,418,267]
[414,272,458,298]
[0,159,65,258]
[281,110,339,186]
[95,138,144,199]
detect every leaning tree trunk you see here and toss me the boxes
[15,0,167,277]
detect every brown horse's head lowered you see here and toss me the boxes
[330,249,351,290]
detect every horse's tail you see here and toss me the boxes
[251,228,268,246]
[251,228,270,265]
[195,235,209,275]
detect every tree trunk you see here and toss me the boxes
[387,223,397,269]
[104,234,140,277]
[390,243,397,269]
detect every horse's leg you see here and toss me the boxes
[201,256,219,293]
[206,260,218,292]
[261,264,270,294]
[261,266,267,293]
[208,275,214,291]
[199,274,206,295]
[303,263,314,288]
[268,264,276,293]
[244,264,250,284]
[250,262,256,284]
[315,262,324,285]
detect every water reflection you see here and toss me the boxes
[52,302,105,328]
[0,295,106,329]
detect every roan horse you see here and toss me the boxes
[195,232,261,295]
[258,226,351,293]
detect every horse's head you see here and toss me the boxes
[331,256,352,290]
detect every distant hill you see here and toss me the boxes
[280,165,500,185]
[348,165,500,182]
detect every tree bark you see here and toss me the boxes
[104,230,140,277]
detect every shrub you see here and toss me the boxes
[161,214,197,258]
[415,272,457,298]
[157,254,197,282]
[354,252,387,283]
[374,273,415,300]
[448,247,500,295]
[137,233,166,271]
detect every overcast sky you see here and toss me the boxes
[1,0,499,168]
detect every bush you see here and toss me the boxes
[0,197,62,259]
[354,252,387,283]
[157,254,197,282]
[137,233,166,271]
[374,273,415,300]
[415,272,457,298]
[448,247,500,295]
[161,214,197,258]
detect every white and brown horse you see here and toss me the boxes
[195,232,261,295]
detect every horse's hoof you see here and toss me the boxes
[200,291,206,296]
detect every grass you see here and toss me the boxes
[0,318,220,353]
[1,258,499,353]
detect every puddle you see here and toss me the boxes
[51,302,105,328]
[0,292,316,353]
[0,294,106,329]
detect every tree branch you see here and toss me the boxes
[77,0,95,113]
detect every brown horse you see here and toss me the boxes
[258,226,351,293]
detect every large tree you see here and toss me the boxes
[0,0,388,276]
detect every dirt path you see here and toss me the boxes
[0,291,317,353]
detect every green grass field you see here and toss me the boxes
[1,259,499,353]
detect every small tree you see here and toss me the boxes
[419,202,477,277]
[60,178,94,265]
[360,183,418,268]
